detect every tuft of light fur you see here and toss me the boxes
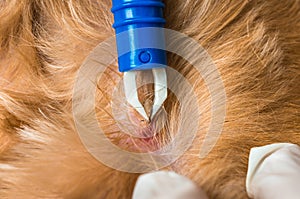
[0,0,299,198]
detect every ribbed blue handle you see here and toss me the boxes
[111,0,167,72]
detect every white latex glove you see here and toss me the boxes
[246,143,300,199]
[132,171,209,199]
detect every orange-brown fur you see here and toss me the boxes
[0,0,299,198]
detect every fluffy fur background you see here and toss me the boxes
[0,0,299,198]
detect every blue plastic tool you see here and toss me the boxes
[111,0,167,72]
[111,0,168,121]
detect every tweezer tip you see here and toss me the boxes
[150,68,167,119]
[123,68,167,122]
[123,71,149,121]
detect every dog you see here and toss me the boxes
[0,0,299,198]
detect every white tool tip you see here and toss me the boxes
[123,68,167,121]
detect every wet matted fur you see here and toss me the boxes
[0,0,299,198]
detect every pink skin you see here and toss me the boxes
[114,107,160,152]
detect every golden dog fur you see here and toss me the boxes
[0,0,299,198]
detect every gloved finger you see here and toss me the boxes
[132,171,209,199]
[246,143,300,199]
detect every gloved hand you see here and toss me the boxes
[246,143,300,199]
[132,171,209,199]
